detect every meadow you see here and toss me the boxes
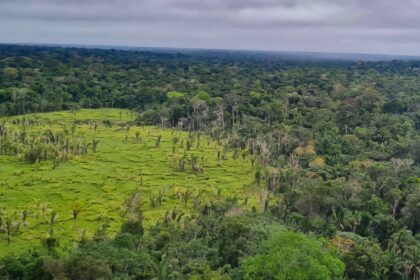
[0,109,255,255]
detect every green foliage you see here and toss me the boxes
[194,91,212,103]
[167,91,185,101]
[342,239,385,280]
[240,228,345,280]
[0,45,419,279]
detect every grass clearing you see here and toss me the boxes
[0,109,256,255]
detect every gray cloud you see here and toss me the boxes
[1,0,420,55]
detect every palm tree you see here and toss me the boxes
[92,139,100,153]
[3,212,19,245]
[389,230,415,254]
[41,203,48,224]
[70,202,84,228]
[156,135,162,148]
[32,199,41,221]
[402,246,420,280]
[5,216,14,245]
[20,209,28,227]
[48,210,58,237]
[50,211,58,226]
[381,248,403,280]
[151,254,178,280]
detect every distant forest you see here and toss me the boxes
[0,44,419,279]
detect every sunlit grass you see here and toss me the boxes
[0,109,256,255]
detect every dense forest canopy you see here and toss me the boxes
[0,44,419,279]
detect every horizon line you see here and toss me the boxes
[1,41,420,61]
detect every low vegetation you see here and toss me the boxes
[0,109,255,256]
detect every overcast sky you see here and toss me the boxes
[1,0,420,55]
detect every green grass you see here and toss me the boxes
[0,109,256,255]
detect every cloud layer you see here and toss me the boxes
[1,0,420,55]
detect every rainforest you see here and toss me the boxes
[0,44,419,280]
